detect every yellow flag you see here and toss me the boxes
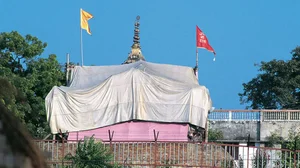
[80,9,93,35]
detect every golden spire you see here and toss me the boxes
[123,16,145,64]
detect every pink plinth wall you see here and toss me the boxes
[68,121,189,141]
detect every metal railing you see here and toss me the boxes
[34,140,300,168]
[209,109,300,121]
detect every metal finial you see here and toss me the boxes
[133,16,140,45]
[122,16,145,64]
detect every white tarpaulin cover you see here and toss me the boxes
[46,61,212,134]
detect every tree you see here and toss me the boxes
[239,47,300,109]
[0,31,47,74]
[0,77,26,121]
[65,136,120,168]
[0,31,65,138]
[24,54,65,137]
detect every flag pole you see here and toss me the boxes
[80,9,84,66]
[66,53,70,86]
[80,28,84,66]
[195,25,199,80]
[196,49,198,80]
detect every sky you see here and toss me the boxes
[1,0,299,109]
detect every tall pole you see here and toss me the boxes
[66,53,70,86]
[80,27,84,66]
[80,9,84,66]
[195,25,199,80]
[195,49,199,80]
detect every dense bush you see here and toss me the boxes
[65,136,120,168]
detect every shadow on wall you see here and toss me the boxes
[209,121,259,140]
[0,102,48,168]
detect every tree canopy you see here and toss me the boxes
[0,31,65,138]
[239,47,300,109]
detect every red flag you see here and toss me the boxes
[196,25,216,55]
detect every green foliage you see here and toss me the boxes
[266,128,300,150]
[265,129,284,147]
[159,158,178,168]
[220,159,235,168]
[0,77,25,121]
[252,150,268,168]
[239,46,300,109]
[284,128,300,150]
[0,31,65,138]
[0,31,47,74]
[65,136,120,168]
[266,128,300,167]
[278,128,300,168]
[208,128,224,142]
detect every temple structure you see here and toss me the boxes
[46,16,212,142]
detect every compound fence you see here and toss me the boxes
[35,140,300,168]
